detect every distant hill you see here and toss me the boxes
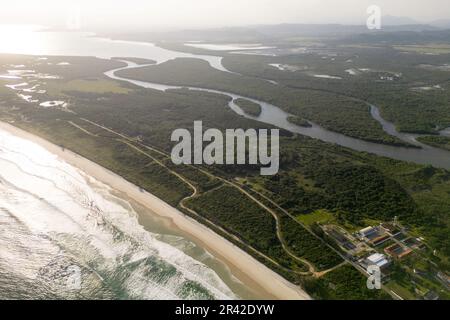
[430,19,450,29]
[382,15,422,26]
[109,23,439,44]
[381,15,450,30]
[343,29,450,45]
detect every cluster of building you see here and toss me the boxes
[355,224,416,274]
[360,252,390,271]
[384,243,412,260]
[320,219,448,300]
[357,225,392,246]
[323,222,418,277]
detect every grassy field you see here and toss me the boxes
[234,98,262,116]
[46,79,133,95]
[297,209,335,226]
[417,136,450,151]
[386,281,417,300]
[287,116,312,128]
[393,44,450,54]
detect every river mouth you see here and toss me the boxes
[0,30,229,73]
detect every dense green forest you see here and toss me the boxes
[117,58,411,147]
[185,185,313,271]
[234,98,262,116]
[418,135,450,151]
[305,265,391,300]
[287,116,312,127]
[218,47,450,135]
[261,163,418,224]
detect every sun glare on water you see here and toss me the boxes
[0,25,47,55]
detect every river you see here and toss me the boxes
[107,61,450,170]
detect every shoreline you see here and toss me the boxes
[0,121,311,300]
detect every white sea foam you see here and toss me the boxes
[39,101,66,108]
[313,74,342,80]
[0,128,235,300]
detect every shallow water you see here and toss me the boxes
[184,43,275,51]
[313,74,342,80]
[39,101,66,108]
[0,30,227,72]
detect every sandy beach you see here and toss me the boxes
[0,121,311,300]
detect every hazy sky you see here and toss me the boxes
[1,0,449,30]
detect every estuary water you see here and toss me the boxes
[0,29,226,72]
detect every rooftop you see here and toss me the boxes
[366,253,390,268]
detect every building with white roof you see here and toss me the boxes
[357,226,378,240]
[366,253,390,269]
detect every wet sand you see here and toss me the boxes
[0,121,311,300]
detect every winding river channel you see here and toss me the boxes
[1,31,449,169]
[106,61,450,170]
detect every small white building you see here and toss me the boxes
[357,226,378,240]
[366,253,390,269]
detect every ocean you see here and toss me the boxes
[0,127,239,300]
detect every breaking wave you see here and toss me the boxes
[0,128,235,300]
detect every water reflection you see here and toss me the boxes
[0,25,47,55]
[0,27,227,72]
